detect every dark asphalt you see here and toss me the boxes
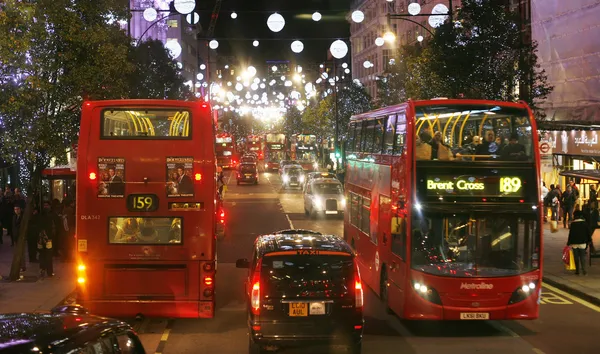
[132,171,600,354]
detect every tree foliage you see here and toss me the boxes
[378,0,552,112]
[283,106,305,137]
[128,39,191,100]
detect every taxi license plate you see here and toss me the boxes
[245,174,252,177]
[288,302,325,316]
[325,211,338,214]
[289,303,307,316]
[460,312,489,320]
[290,183,298,186]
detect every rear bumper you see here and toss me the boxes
[238,177,258,182]
[79,299,214,318]
[250,321,363,346]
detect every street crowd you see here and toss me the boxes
[0,188,75,278]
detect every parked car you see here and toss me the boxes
[237,162,259,185]
[236,229,364,354]
[0,305,146,353]
[304,178,345,217]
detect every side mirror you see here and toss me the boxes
[236,258,250,269]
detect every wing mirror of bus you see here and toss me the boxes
[236,258,250,269]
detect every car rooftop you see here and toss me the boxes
[257,230,353,255]
[311,178,342,184]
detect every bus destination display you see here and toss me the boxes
[425,175,523,197]
[127,194,159,212]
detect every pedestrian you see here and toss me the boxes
[541,182,549,222]
[589,184,597,210]
[561,185,576,228]
[27,207,40,263]
[12,205,26,272]
[38,201,56,277]
[567,210,592,276]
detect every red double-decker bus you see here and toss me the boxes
[291,133,319,172]
[344,99,542,320]
[216,132,237,169]
[264,133,287,171]
[245,135,264,160]
[75,99,219,318]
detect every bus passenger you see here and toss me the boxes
[500,133,526,160]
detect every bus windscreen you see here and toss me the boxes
[102,109,190,138]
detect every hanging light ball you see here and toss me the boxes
[329,40,348,59]
[417,35,424,42]
[253,40,259,47]
[186,12,200,25]
[200,64,206,70]
[351,10,364,23]
[267,13,285,32]
[363,60,372,69]
[209,40,219,49]
[312,12,322,21]
[173,0,196,15]
[408,2,422,16]
[231,12,238,19]
[196,73,204,81]
[143,8,158,22]
[375,37,385,46]
[165,40,182,59]
[291,40,304,53]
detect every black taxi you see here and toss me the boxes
[237,162,259,185]
[236,230,364,354]
[0,305,145,353]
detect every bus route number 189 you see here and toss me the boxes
[127,194,159,212]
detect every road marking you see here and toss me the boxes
[154,319,174,354]
[542,282,600,312]
[539,290,572,305]
[286,214,295,229]
[488,321,520,338]
[532,348,546,354]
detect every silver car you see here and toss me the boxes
[304,178,346,218]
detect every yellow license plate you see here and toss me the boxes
[289,303,308,316]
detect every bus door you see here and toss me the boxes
[386,212,408,316]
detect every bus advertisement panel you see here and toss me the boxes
[344,99,542,321]
[216,132,237,169]
[291,134,319,172]
[264,133,287,171]
[75,100,218,318]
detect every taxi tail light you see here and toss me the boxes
[250,260,262,315]
[354,262,364,309]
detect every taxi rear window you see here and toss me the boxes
[241,165,256,173]
[261,254,354,298]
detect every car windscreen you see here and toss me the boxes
[261,255,354,299]
[286,167,303,175]
[313,183,343,195]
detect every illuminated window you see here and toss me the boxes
[167,19,178,28]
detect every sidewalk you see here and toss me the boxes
[0,233,75,313]
[542,222,600,305]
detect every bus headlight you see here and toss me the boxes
[509,280,538,304]
[412,281,442,305]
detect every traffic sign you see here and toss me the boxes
[540,142,550,154]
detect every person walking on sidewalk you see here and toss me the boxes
[561,185,576,228]
[567,210,592,276]
[38,201,56,277]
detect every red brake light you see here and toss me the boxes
[195,173,202,181]
[89,172,97,180]
[251,260,262,315]
[204,276,213,286]
[354,263,364,308]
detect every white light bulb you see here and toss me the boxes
[231,12,238,19]
[312,12,322,21]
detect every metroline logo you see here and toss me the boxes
[460,282,494,290]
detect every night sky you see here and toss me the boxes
[199,0,352,65]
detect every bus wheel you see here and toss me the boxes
[380,268,393,314]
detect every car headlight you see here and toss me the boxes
[265,163,268,169]
[299,175,305,183]
[313,162,319,169]
[282,175,289,183]
[341,197,346,208]
[314,196,323,209]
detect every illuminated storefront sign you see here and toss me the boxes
[541,130,600,156]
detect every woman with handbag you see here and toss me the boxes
[38,201,55,277]
[567,210,592,275]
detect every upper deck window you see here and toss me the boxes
[101,109,191,139]
[414,104,532,161]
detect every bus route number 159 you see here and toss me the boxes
[127,194,159,212]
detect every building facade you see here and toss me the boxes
[349,0,460,100]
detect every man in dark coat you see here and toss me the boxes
[567,210,592,276]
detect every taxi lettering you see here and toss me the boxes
[80,215,101,220]
[297,249,320,255]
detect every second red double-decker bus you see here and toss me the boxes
[216,132,237,169]
[75,99,219,318]
[264,132,287,171]
[245,134,264,159]
[291,133,319,172]
[344,99,542,320]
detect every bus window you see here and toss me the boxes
[383,114,396,154]
[347,124,356,152]
[393,112,406,155]
[102,109,191,138]
[361,197,373,243]
[353,125,362,152]
[109,217,182,244]
[373,118,385,154]
[350,193,360,227]
[391,216,406,259]
[362,121,376,153]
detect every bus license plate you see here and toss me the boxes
[289,303,308,316]
[460,312,489,320]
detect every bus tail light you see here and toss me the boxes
[412,281,442,305]
[89,172,97,180]
[195,173,202,181]
[204,276,213,286]
[219,209,225,224]
[250,260,262,315]
[77,263,87,286]
[509,280,538,304]
[354,262,363,308]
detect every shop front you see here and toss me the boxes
[540,129,599,206]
